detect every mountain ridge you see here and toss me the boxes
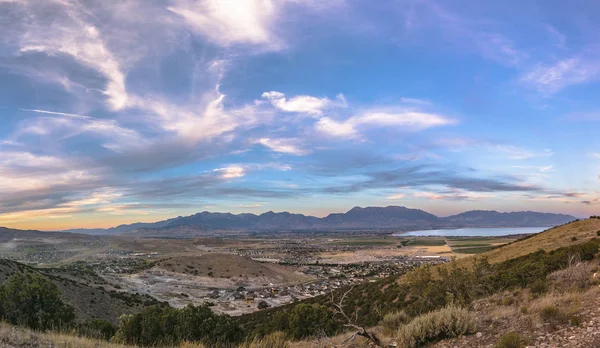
[58,206,578,235]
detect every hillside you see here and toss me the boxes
[154,254,313,284]
[0,259,160,324]
[480,218,600,263]
[0,227,100,243]
[62,206,577,236]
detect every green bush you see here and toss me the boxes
[529,279,548,297]
[382,310,410,336]
[287,303,335,340]
[539,305,581,327]
[112,304,243,347]
[76,319,116,341]
[396,305,476,347]
[0,272,75,331]
[495,332,527,348]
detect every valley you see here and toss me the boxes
[0,212,597,347]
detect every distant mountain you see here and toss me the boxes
[60,206,578,236]
[0,227,96,242]
[442,210,576,227]
[321,206,439,229]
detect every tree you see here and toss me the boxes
[0,272,75,331]
[330,285,382,346]
[287,303,334,340]
[112,304,244,346]
[76,319,116,341]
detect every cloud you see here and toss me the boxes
[11,1,129,110]
[168,0,280,48]
[261,91,347,116]
[256,138,310,155]
[520,56,600,94]
[511,165,555,173]
[399,1,525,66]
[494,146,554,160]
[17,109,147,153]
[235,203,266,208]
[413,190,492,201]
[316,110,456,138]
[386,193,405,199]
[315,117,358,138]
[213,165,246,179]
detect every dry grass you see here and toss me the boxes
[0,322,213,348]
[0,322,129,348]
[396,305,477,348]
[155,254,311,283]
[528,291,582,313]
[290,327,389,348]
[482,219,600,264]
[381,310,410,336]
[242,332,289,348]
[547,258,597,291]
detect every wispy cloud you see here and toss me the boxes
[213,165,246,179]
[256,138,310,155]
[494,146,554,160]
[520,56,600,94]
[261,91,347,116]
[413,189,492,201]
[316,110,456,138]
[168,0,281,49]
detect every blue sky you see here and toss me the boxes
[1,0,600,229]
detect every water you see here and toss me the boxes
[393,226,549,237]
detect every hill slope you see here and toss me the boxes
[479,218,600,263]
[0,259,160,324]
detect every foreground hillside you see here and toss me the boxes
[0,259,160,324]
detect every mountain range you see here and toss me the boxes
[63,206,577,235]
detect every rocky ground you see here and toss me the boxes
[433,286,600,348]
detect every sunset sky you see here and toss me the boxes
[1,0,600,230]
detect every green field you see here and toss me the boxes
[404,238,447,246]
[395,236,517,255]
[325,237,397,246]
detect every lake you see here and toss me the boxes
[393,226,549,237]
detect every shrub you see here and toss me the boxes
[596,230,600,236]
[76,319,116,341]
[495,332,527,348]
[287,304,335,340]
[571,236,578,242]
[112,304,243,347]
[382,310,410,336]
[540,305,567,327]
[396,305,476,347]
[244,332,289,348]
[0,272,75,331]
[547,257,593,291]
[529,279,547,297]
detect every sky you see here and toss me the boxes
[1,0,600,230]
